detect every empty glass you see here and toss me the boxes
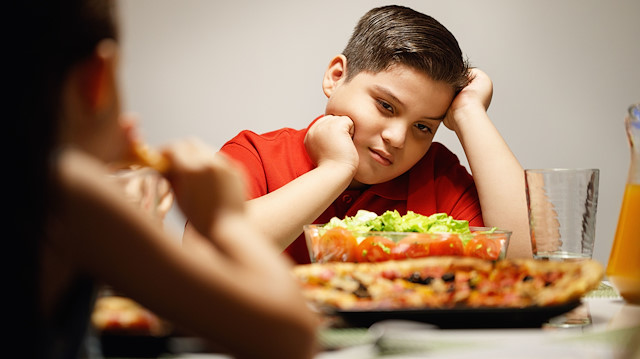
[525,168,599,261]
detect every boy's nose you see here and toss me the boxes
[381,121,406,148]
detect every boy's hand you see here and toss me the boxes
[304,115,359,174]
[443,68,493,132]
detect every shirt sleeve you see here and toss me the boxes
[219,132,268,200]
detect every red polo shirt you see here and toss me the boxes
[220,119,483,264]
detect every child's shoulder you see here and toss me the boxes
[226,126,306,144]
[223,127,307,151]
[426,142,458,161]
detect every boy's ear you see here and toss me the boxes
[81,39,119,114]
[322,54,348,98]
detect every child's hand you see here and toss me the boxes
[163,139,246,236]
[443,68,493,132]
[111,167,174,222]
[304,115,359,174]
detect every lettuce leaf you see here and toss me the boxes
[323,210,471,235]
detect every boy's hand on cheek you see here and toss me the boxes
[443,68,493,132]
[304,115,359,174]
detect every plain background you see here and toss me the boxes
[117,0,639,267]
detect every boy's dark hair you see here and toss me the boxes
[342,5,470,92]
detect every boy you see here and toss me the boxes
[212,5,531,263]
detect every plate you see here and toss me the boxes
[334,300,582,328]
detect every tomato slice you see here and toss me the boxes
[315,227,358,262]
[392,233,431,260]
[464,234,500,260]
[356,236,396,262]
[429,234,464,256]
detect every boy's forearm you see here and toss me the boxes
[453,106,532,258]
[245,161,355,250]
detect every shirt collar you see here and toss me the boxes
[364,171,409,201]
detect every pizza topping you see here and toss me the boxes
[407,273,433,285]
[353,282,371,299]
[441,272,455,282]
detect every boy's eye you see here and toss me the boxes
[376,100,394,114]
[415,123,433,134]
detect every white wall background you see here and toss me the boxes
[117,0,640,267]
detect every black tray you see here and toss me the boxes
[100,334,170,358]
[334,300,581,328]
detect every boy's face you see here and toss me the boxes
[324,60,455,186]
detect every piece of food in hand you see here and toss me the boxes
[129,141,170,173]
[293,257,604,311]
[92,296,170,336]
[114,140,170,174]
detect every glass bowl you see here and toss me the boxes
[304,224,511,263]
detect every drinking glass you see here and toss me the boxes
[524,168,599,261]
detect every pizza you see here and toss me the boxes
[91,296,170,336]
[293,257,603,311]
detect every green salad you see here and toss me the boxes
[324,210,472,234]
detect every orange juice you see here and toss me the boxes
[606,183,640,303]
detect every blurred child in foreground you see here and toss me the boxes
[7,1,317,358]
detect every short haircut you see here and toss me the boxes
[342,5,470,92]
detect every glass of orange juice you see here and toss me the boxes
[606,103,640,304]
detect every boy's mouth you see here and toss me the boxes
[369,148,393,166]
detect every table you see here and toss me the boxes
[313,282,640,359]
[107,283,640,358]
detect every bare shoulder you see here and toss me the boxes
[56,148,111,185]
[55,148,129,204]
[53,148,142,231]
